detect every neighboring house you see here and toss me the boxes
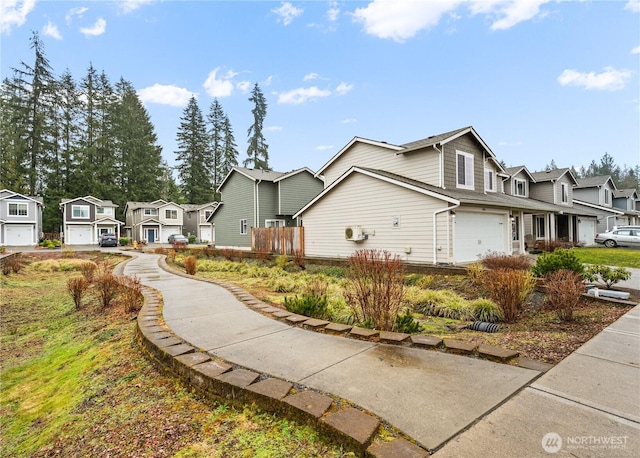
[182,202,218,243]
[573,175,630,233]
[59,196,123,245]
[124,200,185,243]
[613,189,640,226]
[211,167,324,249]
[0,189,44,246]
[296,126,575,264]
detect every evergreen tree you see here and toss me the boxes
[159,160,182,203]
[175,96,213,203]
[77,63,100,194]
[244,83,269,170]
[0,78,29,192]
[207,99,225,191]
[222,115,239,178]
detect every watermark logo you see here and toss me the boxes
[542,432,562,454]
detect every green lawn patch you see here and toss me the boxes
[571,247,640,269]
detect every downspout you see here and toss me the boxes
[433,203,460,265]
[255,179,262,228]
[432,144,444,188]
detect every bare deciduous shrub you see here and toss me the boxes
[67,276,90,309]
[154,247,168,255]
[10,254,24,274]
[79,262,97,283]
[344,249,405,331]
[221,248,234,261]
[480,252,532,271]
[482,269,535,322]
[184,256,197,275]
[256,248,270,262]
[94,273,120,309]
[466,262,485,286]
[545,270,584,321]
[118,275,144,313]
[292,250,305,269]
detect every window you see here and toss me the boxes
[604,188,611,205]
[8,202,28,216]
[240,219,248,235]
[204,210,213,221]
[561,183,568,203]
[535,216,546,238]
[165,209,177,219]
[456,151,474,190]
[484,169,495,192]
[144,208,158,216]
[512,216,520,241]
[514,179,526,197]
[72,205,90,219]
[265,219,285,228]
[96,207,112,216]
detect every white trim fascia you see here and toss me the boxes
[273,167,316,182]
[1,191,44,206]
[573,199,625,215]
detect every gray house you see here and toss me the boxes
[573,176,638,231]
[124,200,185,243]
[59,196,123,245]
[0,189,44,246]
[182,202,218,243]
[211,167,324,249]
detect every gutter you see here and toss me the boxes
[433,202,460,265]
[432,144,444,188]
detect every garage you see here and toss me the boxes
[200,226,212,243]
[66,225,93,245]
[454,211,507,263]
[578,218,596,246]
[162,226,181,243]
[5,224,34,246]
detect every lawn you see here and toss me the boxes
[0,254,347,458]
[570,247,640,269]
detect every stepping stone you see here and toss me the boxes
[379,331,410,344]
[410,335,442,348]
[284,391,333,419]
[478,345,519,362]
[249,302,271,309]
[216,368,260,388]
[325,323,353,334]
[303,318,330,329]
[146,331,172,340]
[152,336,182,347]
[286,314,309,324]
[350,327,379,339]
[262,306,282,314]
[247,378,293,400]
[175,352,211,367]
[192,360,233,378]
[322,407,380,448]
[514,357,553,372]
[443,339,477,354]
[272,310,293,318]
[162,343,195,357]
[367,438,430,457]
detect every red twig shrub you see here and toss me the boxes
[184,256,197,275]
[118,274,144,313]
[67,276,90,309]
[480,252,532,271]
[482,268,535,322]
[221,248,234,261]
[79,262,97,283]
[545,270,584,321]
[292,250,305,269]
[344,249,405,331]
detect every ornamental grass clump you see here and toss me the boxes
[545,269,585,321]
[344,249,405,331]
[482,269,536,323]
[184,256,197,275]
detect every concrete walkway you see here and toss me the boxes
[123,252,639,455]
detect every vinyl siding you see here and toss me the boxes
[323,143,401,187]
[555,175,574,206]
[301,172,453,263]
[1,195,39,223]
[442,136,486,191]
[159,203,184,226]
[257,181,278,226]
[573,187,599,204]
[278,172,323,216]
[213,173,255,247]
[64,199,96,222]
[506,171,530,197]
[529,182,555,203]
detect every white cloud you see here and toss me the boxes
[304,72,322,81]
[632,45,640,54]
[483,0,551,31]
[327,1,340,22]
[625,1,640,13]
[278,86,332,104]
[352,0,461,43]
[272,2,303,26]
[1,0,36,34]
[80,18,107,37]
[119,0,155,14]
[341,118,357,124]
[66,6,88,24]
[557,67,633,91]
[43,21,62,40]
[265,126,283,132]
[237,81,252,93]
[138,84,194,107]
[203,67,237,97]
[316,145,334,151]
[335,82,353,95]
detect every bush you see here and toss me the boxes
[269,276,297,293]
[482,269,536,322]
[308,265,345,278]
[62,246,75,258]
[545,270,584,321]
[67,276,90,309]
[118,274,144,313]
[404,274,433,289]
[10,253,23,274]
[276,255,289,270]
[532,249,584,277]
[481,252,532,271]
[466,263,485,286]
[292,250,305,269]
[184,256,197,275]
[470,298,504,323]
[188,234,197,244]
[394,310,422,333]
[284,293,329,320]
[583,265,631,289]
[94,272,119,309]
[344,249,405,331]
[79,262,97,283]
[119,237,130,246]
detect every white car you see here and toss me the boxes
[594,228,640,248]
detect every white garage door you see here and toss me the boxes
[200,226,212,243]
[455,212,506,263]
[67,226,93,245]
[6,224,33,246]
[578,219,596,246]
[162,227,181,243]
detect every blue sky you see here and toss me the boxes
[2,0,639,177]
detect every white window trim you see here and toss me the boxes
[144,208,158,216]
[484,169,495,192]
[535,215,546,238]
[72,204,90,219]
[165,209,178,220]
[240,218,248,235]
[265,219,285,228]
[456,151,474,190]
[561,183,569,204]
[8,202,28,217]
[604,188,611,205]
[514,178,527,197]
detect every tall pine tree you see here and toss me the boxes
[175,96,213,203]
[244,83,269,170]
[208,99,225,192]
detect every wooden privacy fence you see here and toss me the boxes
[251,227,304,256]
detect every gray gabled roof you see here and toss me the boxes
[530,168,578,185]
[575,175,616,189]
[613,188,639,198]
[399,126,472,151]
[181,202,219,212]
[504,166,536,182]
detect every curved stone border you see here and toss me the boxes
[157,256,553,372]
[133,256,429,457]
